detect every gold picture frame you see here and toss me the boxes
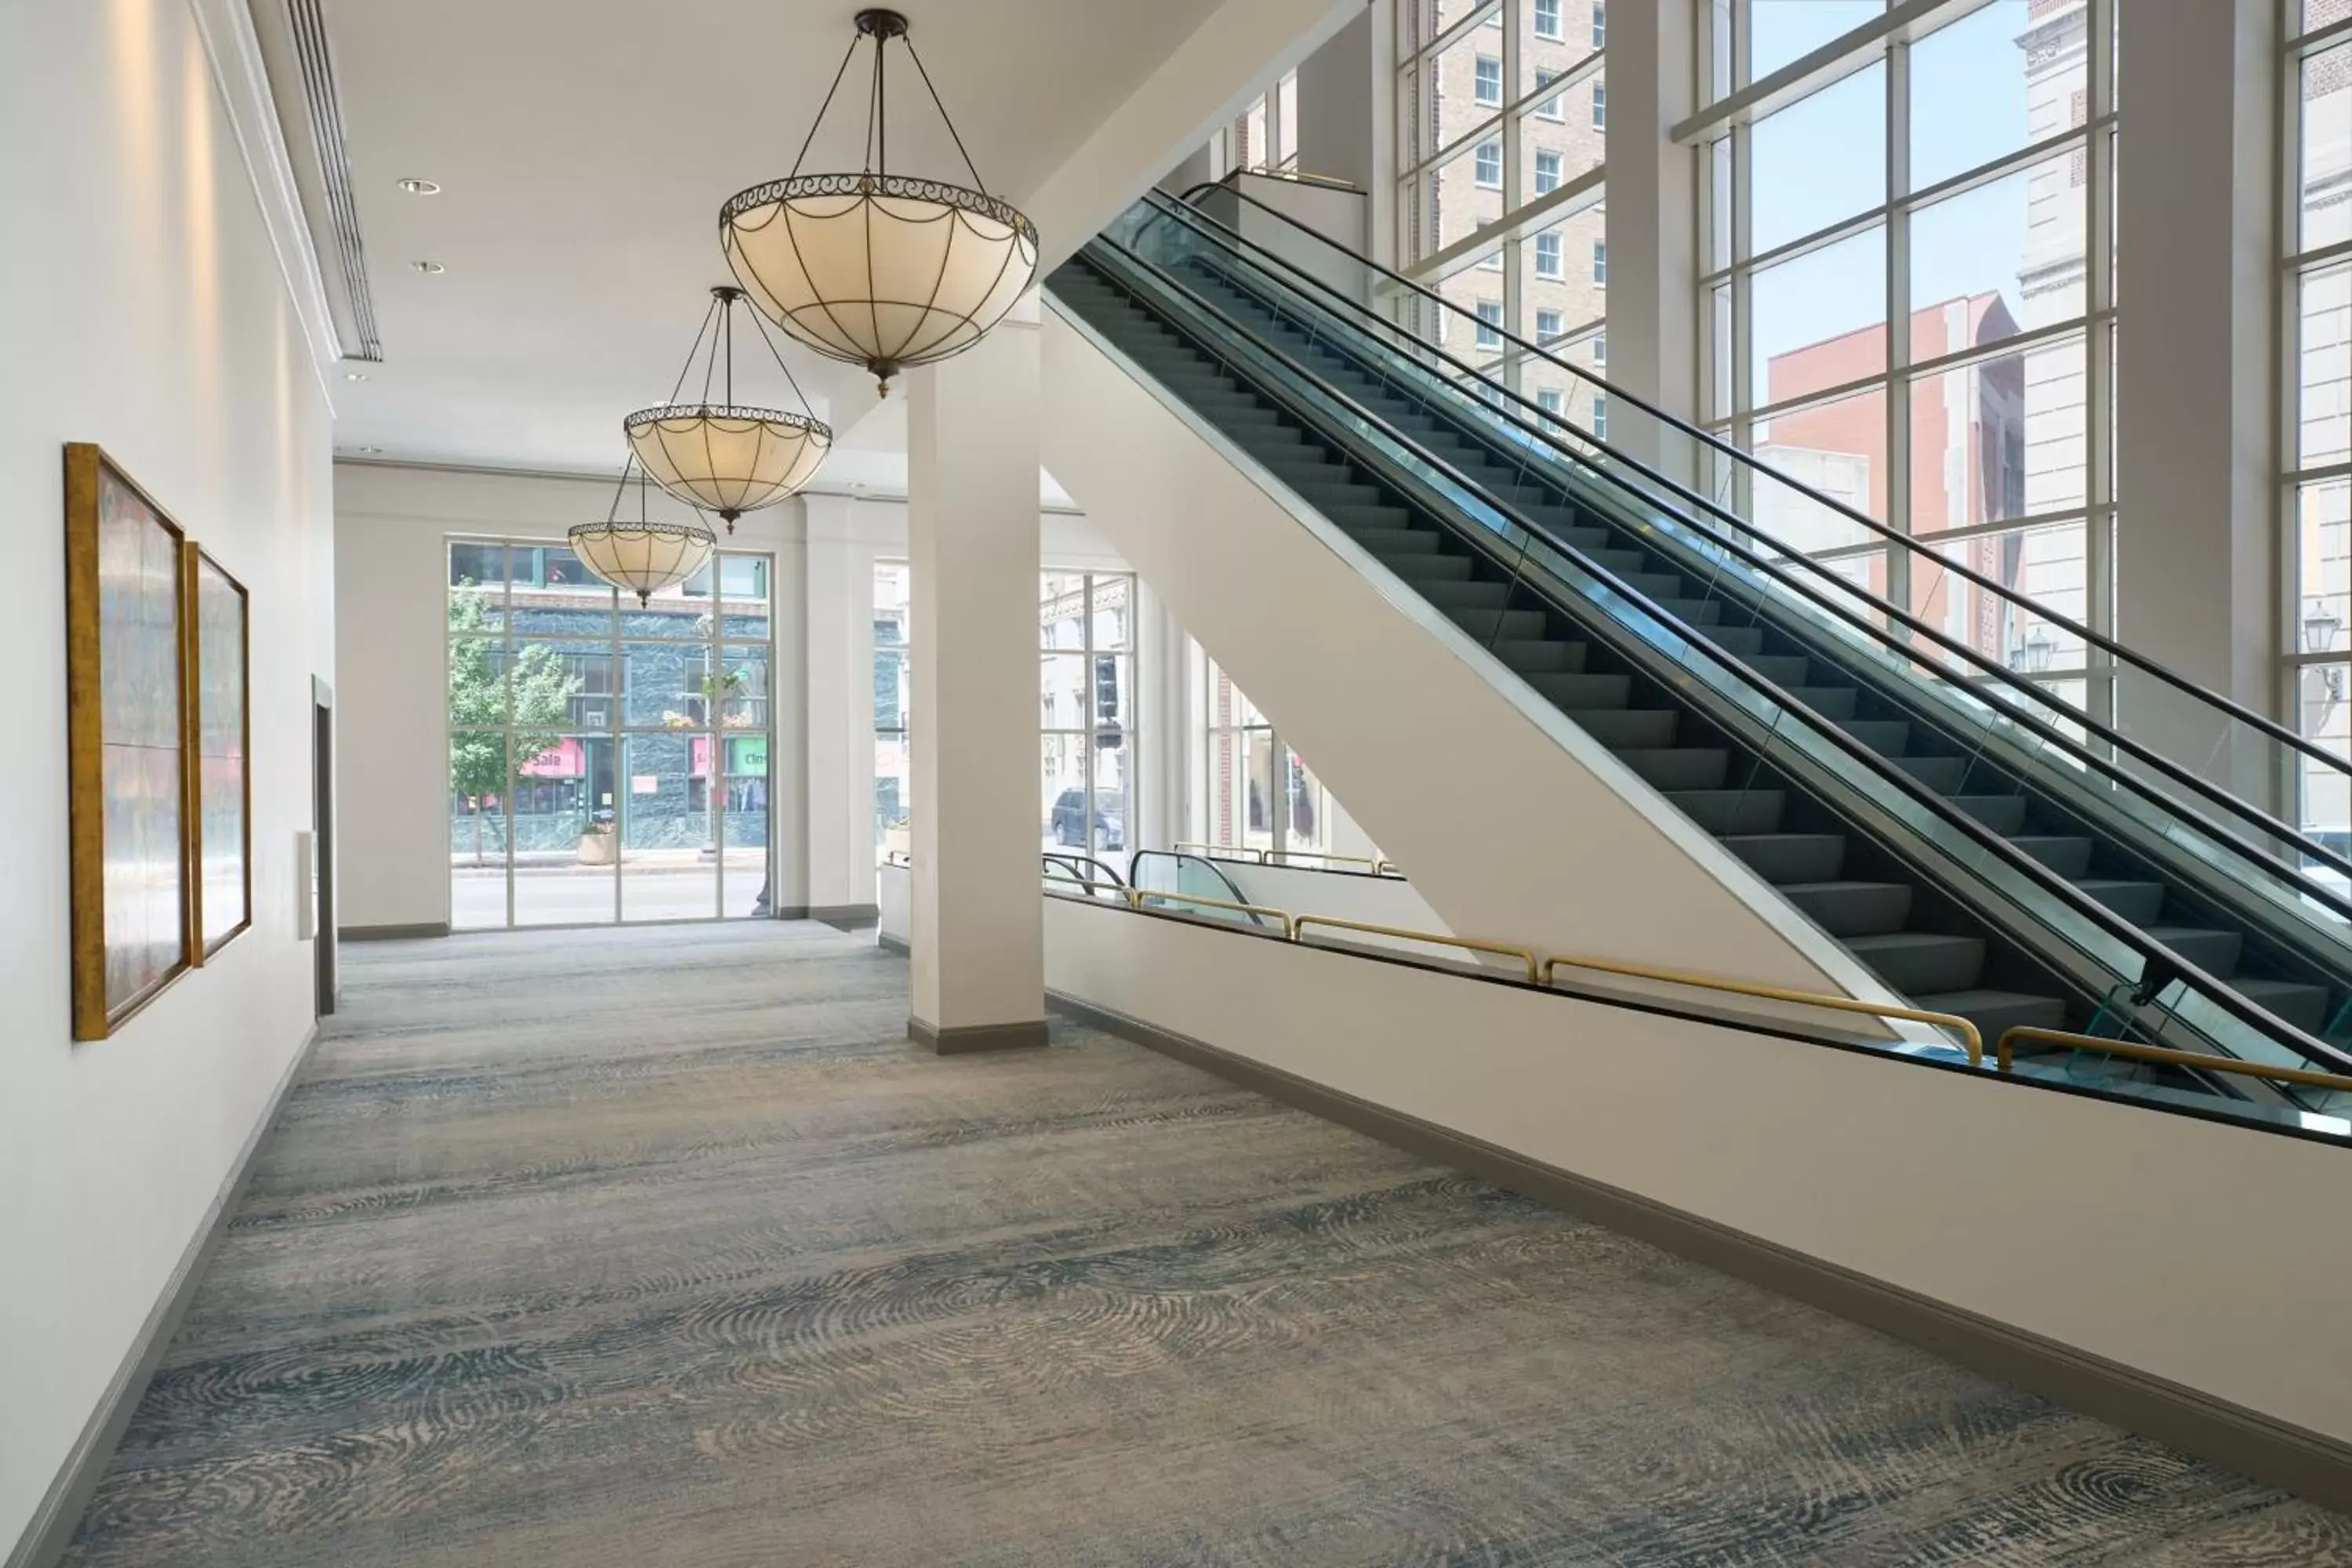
[65,444,193,1039]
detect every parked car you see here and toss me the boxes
[1048,787,1124,849]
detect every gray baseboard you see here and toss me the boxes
[909,1016,1050,1054]
[1048,989,2352,1517]
[876,931,910,955]
[7,1024,323,1568]
[337,922,448,942]
[811,903,880,931]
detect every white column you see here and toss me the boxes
[799,492,874,920]
[906,310,1047,1051]
[2113,0,2279,739]
[1603,0,1698,483]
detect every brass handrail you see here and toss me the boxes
[1267,849,1380,869]
[1127,887,1294,933]
[1997,1025,2352,1094]
[1174,840,1267,863]
[1541,953,1984,1068]
[1294,913,1541,984]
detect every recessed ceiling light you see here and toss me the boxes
[343,371,368,382]
[411,260,445,274]
[396,178,441,195]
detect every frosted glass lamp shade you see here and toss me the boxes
[721,175,1038,392]
[624,405,831,524]
[568,518,716,604]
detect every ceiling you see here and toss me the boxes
[303,0,1236,474]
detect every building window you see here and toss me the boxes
[1592,394,1607,440]
[1537,387,1565,417]
[1534,0,1561,39]
[1592,78,1606,129]
[1537,308,1563,341]
[1476,299,1504,348]
[1475,54,1502,107]
[1196,650,1360,862]
[1475,140,1502,188]
[1535,231,1563,278]
[1535,67,1566,122]
[1593,331,1606,367]
[1534,149,1561,195]
[1592,239,1606,286]
[1040,572,1135,860]
[1592,0,1606,49]
[874,560,912,864]
[1478,250,1504,272]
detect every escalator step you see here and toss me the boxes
[1613,747,1732,791]
[1784,685,1860,720]
[1645,597,1726,626]
[2008,835,2092,877]
[1911,989,2070,1040]
[1491,639,1589,674]
[1846,931,1987,996]
[1722,833,1846,884]
[1711,626,1769,655]
[1290,482,1388,512]
[1349,527,1444,554]
[1529,670,1635,709]
[1666,789,1787,835]
[1418,579,1512,612]
[1839,717,1914,755]
[2074,878,2166,924]
[1745,654,1812,685]
[1572,706,1678,747]
[2143,925,2246,977]
[1781,880,1915,938]
[1381,553,1477,583]
[1452,608,1550,642]
[1893,754,1969,793]
[1326,503,1417,533]
[1952,795,2029,833]
[2232,978,2332,1034]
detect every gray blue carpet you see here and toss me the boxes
[60,921,2352,1564]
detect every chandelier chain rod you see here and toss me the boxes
[738,291,822,417]
[868,27,886,173]
[902,36,988,191]
[603,450,639,523]
[791,31,863,180]
[666,296,722,408]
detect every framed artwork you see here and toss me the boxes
[65,444,191,1039]
[189,546,251,957]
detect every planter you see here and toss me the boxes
[577,829,618,866]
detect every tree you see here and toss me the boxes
[448,585,583,863]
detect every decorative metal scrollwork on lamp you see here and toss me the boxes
[625,285,833,533]
[570,456,717,605]
[720,8,1040,397]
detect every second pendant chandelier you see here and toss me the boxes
[626,285,833,533]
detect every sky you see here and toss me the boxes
[1744,0,2058,402]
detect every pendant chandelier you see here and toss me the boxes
[625,285,833,532]
[571,456,718,605]
[720,8,1039,398]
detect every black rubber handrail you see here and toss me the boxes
[1135,189,2352,906]
[1066,232,2352,1075]
[1174,181,2352,783]
[1044,851,1127,890]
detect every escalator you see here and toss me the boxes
[1044,186,2352,1113]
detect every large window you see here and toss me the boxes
[873,561,912,863]
[448,542,774,928]
[1227,68,1301,173]
[2289,0,2352,837]
[1696,1,2114,706]
[1396,0,1607,394]
[1041,572,1134,861]
[1197,653,1344,862]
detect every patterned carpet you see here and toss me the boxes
[60,921,2352,1566]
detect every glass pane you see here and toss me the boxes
[509,546,614,638]
[1750,224,1886,408]
[448,730,508,931]
[1907,1,2032,191]
[510,639,608,734]
[1753,384,1889,524]
[2299,663,2352,855]
[447,629,510,730]
[2303,42,2352,254]
[1909,154,2077,357]
[448,542,507,631]
[2016,332,2089,518]
[514,735,617,927]
[1091,575,1132,651]
[719,554,771,641]
[1516,74,1604,191]
[1749,0,1882,85]
[874,560,912,644]
[621,733,715,921]
[1749,61,1884,253]
[1040,652,1087,730]
[717,645,770,732]
[1205,660,1266,729]
[873,648,909,731]
[1202,726,1276,854]
[1091,652,1132,733]
[1042,733,1089,852]
[1908,350,2032,535]
[1425,133,1507,324]
[1522,208,1606,352]
[623,563,714,640]
[1092,729,1131,857]
[720,732,771,918]
[1284,747,1331,855]
[1922,520,2089,674]
[875,731,911,862]
[1040,572,1089,647]
[624,641,707,729]
[2300,261,2352,470]
[2299,477,2352,659]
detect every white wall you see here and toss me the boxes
[1044,898,2352,1450]
[0,0,336,1552]
[332,465,1138,928]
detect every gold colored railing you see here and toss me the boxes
[1293,913,1541,984]
[1997,1026,2352,1095]
[1174,841,1403,877]
[1542,953,1984,1068]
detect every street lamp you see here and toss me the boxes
[2303,601,2347,730]
[2007,622,2058,675]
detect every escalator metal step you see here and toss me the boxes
[1613,747,1731,791]
[1911,989,2070,1040]
[1722,833,1846,884]
[1571,706,1678,747]
[1666,789,1787,835]
[1782,880,1915,938]
[1846,931,1987,995]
